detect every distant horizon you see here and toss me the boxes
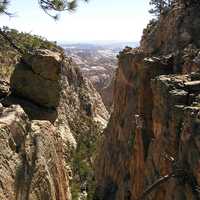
[59,40,139,45]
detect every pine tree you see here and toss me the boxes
[0,0,11,15]
[0,0,89,55]
[39,0,89,19]
[149,0,173,16]
[0,0,89,18]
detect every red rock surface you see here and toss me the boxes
[95,1,200,200]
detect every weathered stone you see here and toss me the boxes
[0,80,10,98]
[10,49,61,108]
[25,120,71,200]
[95,2,200,198]
[0,105,70,200]
[0,46,109,200]
[185,80,200,92]
[96,67,200,200]
[95,50,174,200]
[25,49,61,81]
[141,1,200,73]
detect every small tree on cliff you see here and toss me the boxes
[149,0,174,16]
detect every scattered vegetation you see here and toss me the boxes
[0,26,61,53]
[0,26,62,80]
[69,116,103,200]
[0,25,103,200]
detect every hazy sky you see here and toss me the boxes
[0,0,152,43]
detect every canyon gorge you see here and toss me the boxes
[1,0,200,200]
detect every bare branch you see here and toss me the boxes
[138,173,173,200]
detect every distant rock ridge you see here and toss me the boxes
[95,1,200,200]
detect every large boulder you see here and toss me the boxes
[10,49,61,108]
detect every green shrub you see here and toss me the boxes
[70,116,102,200]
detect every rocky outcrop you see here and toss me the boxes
[2,49,108,148]
[141,0,200,73]
[141,0,200,54]
[10,49,61,108]
[95,1,200,200]
[0,48,108,199]
[0,105,71,200]
[144,73,200,200]
[95,51,200,200]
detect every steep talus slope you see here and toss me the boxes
[0,46,108,199]
[95,1,200,200]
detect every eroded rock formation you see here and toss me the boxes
[0,48,108,199]
[0,105,70,200]
[95,1,200,200]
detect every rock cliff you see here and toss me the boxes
[95,1,200,200]
[0,47,108,199]
[0,105,70,200]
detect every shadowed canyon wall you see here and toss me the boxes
[95,1,200,200]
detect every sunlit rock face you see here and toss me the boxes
[141,0,200,56]
[0,105,71,200]
[3,48,108,155]
[95,1,200,200]
[0,48,108,199]
[10,49,61,108]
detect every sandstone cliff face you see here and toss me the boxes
[0,49,108,199]
[95,1,200,200]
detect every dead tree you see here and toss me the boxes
[138,154,200,200]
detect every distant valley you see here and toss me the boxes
[61,41,138,110]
